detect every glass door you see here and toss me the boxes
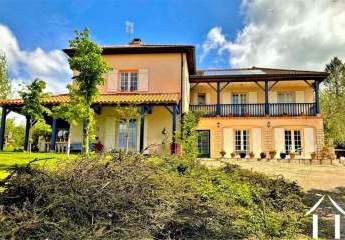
[197,130,210,158]
[118,119,137,151]
[232,93,248,115]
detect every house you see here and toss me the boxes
[0,38,328,159]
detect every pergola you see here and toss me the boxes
[0,93,180,152]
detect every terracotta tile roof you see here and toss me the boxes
[0,93,180,107]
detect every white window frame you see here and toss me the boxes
[232,93,248,104]
[277,92,295,103]
[120,71,138,92]
[234,129,250,153]
[284,129,302,154]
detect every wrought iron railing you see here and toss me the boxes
[189,103,317,117]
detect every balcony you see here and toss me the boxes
[189,103,317,117]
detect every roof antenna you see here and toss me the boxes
[125,21,134,42]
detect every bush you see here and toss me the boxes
[0,153,308,239]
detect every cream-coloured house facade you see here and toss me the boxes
[0,39,328,159]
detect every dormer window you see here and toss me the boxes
[120,71,138,91]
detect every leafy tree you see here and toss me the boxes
[4,118,25,150]
[19,79,50,152]
[0,51,11,99]
[66,28,110,154]
[321,57,345,144]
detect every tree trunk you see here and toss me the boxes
[82,118,89,155]
[28,121,32,155]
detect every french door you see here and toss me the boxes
[197,130,210,158]
[118,119,137,151]
[232,93,248,115]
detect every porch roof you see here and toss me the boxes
[190,67,329,83]
[0,93,180,107]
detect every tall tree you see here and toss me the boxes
[0,52,11,99]
[19,79,50,152]
[67,28,110,154]
[321,57,345,144]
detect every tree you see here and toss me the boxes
[19,79,50,153]
[4,118,25,150]
[0,51,11,99]
[321,57,345,144]
[66,28,110,154]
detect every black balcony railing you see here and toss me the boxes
[189,103,317,117]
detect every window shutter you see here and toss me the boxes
[269,91,277,103]
[205,93,211,105]
[222,92,231,104]
[274,128,285,154]
[248,92,257,104]
[138,69,149,91]
[104,117,115,150]
[295,91,305,103]
[107,68,118,92]
[304,128,315,158]
[252,128,262,157]
[223,128,234,157]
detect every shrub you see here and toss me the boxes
[0,153,308,239]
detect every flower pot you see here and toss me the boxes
[239,152,246,159]
[280,152,286,159]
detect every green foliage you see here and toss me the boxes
[0,154,307,239]
[64,28,110,154]
[0,51,11,99]
[19,78,50,121]
[321,57,345,144]
[176,111,202,165]
[4,119,25,150]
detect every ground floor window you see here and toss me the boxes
[118,119,137,151]
[197,130,210,158]
[235,129,249,153]
[284,129,302,154]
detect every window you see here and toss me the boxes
[120,71,138,91]
[235,130,249,153]
[118,119,137,151]
[284,130,302,154]
[197,93,206,105]
[197,130,210,158]
[232,93,248,104]
[278,92,294,103]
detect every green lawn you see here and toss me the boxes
[0,152,77,179]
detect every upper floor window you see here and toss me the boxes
[197,93,206,105]
[232,93,248,104]
[120,71,138,91]
[277,92,294,103]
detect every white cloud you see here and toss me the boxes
[202,0,345,70]
[0,24,72,95]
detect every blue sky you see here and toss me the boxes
[0,0,344,97]
[0,0,243,69]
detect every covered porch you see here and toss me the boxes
[0,93,181,153]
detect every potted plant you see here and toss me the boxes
[269,150,277,159]
[239,152,246,159]
[260,152,266,159]
[280,152,286,159]
[249,152,255,159]
[220,150,226,158]
[289,152,296,160]
[310,152,317,160]
[230,152,236,158]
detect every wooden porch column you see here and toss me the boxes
[171,104,177,154]
[264,80,269,115]
[216,82,221,115]
[314,80,320,114]
[24,116,31,151]
[0,107,9,151]
[139,106,145,152]
[50,118,57,152]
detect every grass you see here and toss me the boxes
[0,152,77,179]
[201,159,345,191]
